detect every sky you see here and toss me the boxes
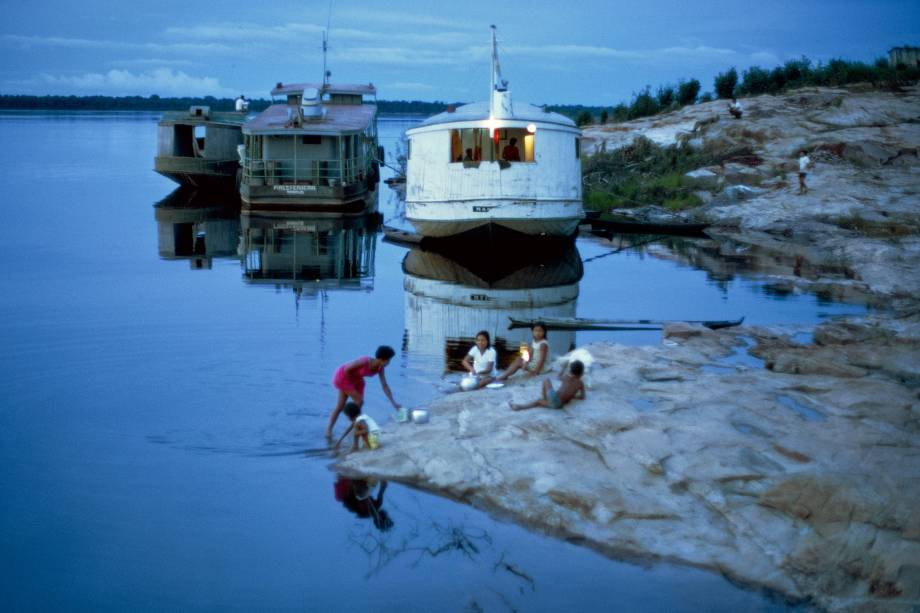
[2,1,918,105]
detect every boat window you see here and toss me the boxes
[575,137,581,159]
[451,128,535,163]
[301,135,321,145]
[496,128,534,163]
[449,128,492,163]
[194,125,206,155]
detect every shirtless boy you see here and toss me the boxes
[510,360,585,411]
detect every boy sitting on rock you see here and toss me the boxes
[510,360,585,411]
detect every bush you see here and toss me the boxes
[714,67,738,99]
[628,87,660,119]
[599,109,609,124]
[656,85,675,108]
[611,103,629,122]
[575,110,594,126]
[677,79,701,106]
[698,91,714,103]
[739,66,772,95]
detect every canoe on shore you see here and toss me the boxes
[508,316,744,331]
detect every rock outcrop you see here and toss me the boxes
[583,85,920,300]
[338,317,920,612]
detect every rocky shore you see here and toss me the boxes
[337,85,920,612]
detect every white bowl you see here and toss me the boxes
[459,375,479,391]
[411,409,429,424]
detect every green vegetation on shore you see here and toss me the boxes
[583,137,715,212]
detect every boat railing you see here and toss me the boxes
[242,156,367,188]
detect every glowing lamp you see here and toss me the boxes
[526,123,537,133]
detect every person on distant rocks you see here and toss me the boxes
[798,149,811,195]
[461,330,496,389]
[728,97,743,119]
[510,360,585,411]
[502,137,521,161]
[325,346,401,438]
[235,95,249,112]
[497,322,549,381]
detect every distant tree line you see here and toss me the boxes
[0,94,467,116]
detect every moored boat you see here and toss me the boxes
[154,106,247,189]
[405,27,583,239]
[239,82,381,212]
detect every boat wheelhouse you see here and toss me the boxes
[239,82,380,211]
[155,106,246,189]
[405,27,583,239]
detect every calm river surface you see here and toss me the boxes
[0,112,860,612]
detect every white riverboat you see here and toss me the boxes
[405,27,583,239]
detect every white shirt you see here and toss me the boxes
[799,155,810,172]
[355,414,381,433]
[467,346,496,375]
[235,97,247,111]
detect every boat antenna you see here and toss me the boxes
[323,0,334,87]
[490,25,507,93]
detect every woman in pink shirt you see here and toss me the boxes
[325,345,401,438]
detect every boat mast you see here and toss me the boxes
[322,30,329,87]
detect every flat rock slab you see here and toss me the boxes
[337,324,920,612]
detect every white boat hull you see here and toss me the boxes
[406,199,583,238]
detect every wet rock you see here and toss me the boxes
[684,168,720,190]
[337,332,920,612]
[663,322,710,339]
[722,184,763,201]
[767,349,868,378]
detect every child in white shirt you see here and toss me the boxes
[461,330,496,389]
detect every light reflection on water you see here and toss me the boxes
[0,112,857,611]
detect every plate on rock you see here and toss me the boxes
[486,382,505,389]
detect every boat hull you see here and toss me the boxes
[154,157,239,189]
[406,199,583,238]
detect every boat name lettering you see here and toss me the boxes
[472,206,491,212]
[272,185,318,194]
[470,294,491,301]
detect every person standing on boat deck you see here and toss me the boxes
[461,331,496,389]
[798,150,811,195]
[325,346,401,438]
[235,95,249,112]
[497,322,549,381]
[502,137,521,161]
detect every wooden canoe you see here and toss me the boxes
[508,316,744,331]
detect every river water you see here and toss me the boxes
[0,112,860,612]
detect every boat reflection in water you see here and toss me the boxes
[403,243,582,373]
[240,210,382,298]
[154,187,241,269]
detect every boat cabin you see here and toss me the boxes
[155,106,246,189]
[240,83,380,210]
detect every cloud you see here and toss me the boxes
[749,51,781,66]
[0,34,232,55]
[108,58,198,68]
[37,68,233,96]
[502,43,738,62]
[385,81,439,93]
